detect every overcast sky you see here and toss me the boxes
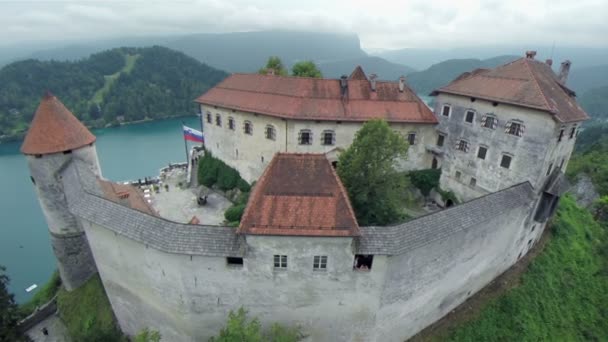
[1,0,607,50]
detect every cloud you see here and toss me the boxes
[0,0,606,49]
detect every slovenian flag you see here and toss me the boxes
[183,125,204,143]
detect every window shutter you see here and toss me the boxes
[504,121,512,133]
[455,140,461,149]
[464,143,469,153]
[492,118,498,129]
[332,132,336,145]
[518,124,525,137]
[481,115,487,127]
[298,131,302,144]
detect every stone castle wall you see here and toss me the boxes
[62,159,543,341]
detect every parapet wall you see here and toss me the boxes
[62,159,543,341]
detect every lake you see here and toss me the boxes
[0,116,200,303]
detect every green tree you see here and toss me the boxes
[291,61,322,78]
[134,328,161,342]
[1,266,26,342]
[259,56,287,76]
[337,119,409,225]
[209,307,263,342]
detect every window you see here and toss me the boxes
[500,154,512,169]
[481,114,497,129]
[455,171,461,180]
[265,125,276,140]
[226,257,243,266]
[437,133,445,147]
[465,110,475,123]
[469,177,477,187]
[228,117,235,130]
[206,112,212,124]
[441,105,451,117]
[215,114,222,127]
[322,130,335,146]
[243,121,253,135]
[505,120,525,137]
[313,256,327,270]
[546,163,553,176]
[558,128,565,142]
[477,146,488,160]
[456,139,469,152]
[299,129,312,145]
[273,255,287,269]
[569,125,577,139]
[354,255,373,271]
[407,132,417,145]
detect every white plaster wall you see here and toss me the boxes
[200,105,437,182]
[375,203,537,341]
[28,144,101,235]
[434,94,560,201]
[84,220,389,342]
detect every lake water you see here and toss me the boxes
[0,116,200,303]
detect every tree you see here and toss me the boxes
[134,328,161,342]
[291,61,322,78]
[0,266,25,342]
[337,119,409,225]
[209,307,263,342]
[259,56,287,76]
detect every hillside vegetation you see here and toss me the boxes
[579,86,608,122]
[433,196,608,341]
[0,46,227,141]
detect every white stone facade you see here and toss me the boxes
[200,105,437,182]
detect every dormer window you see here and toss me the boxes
[481,114,498,129]
[441,104,451,117]
[464,110,475,123]
[505,120,525,137]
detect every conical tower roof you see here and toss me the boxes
[21,92,96,155]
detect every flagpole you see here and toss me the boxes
[182,121,189,164]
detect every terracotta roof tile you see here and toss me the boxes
[195,68,437,124]
[432,58,589,123]
[21,92,96,155]
[238,153,360,237]
[98,180,158,216]
[349,65,368,80]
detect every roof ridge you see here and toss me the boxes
[326,155,360,234]
[522,58,553,112]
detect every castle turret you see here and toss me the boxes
[21,92,101,290]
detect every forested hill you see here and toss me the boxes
[0,46,228,141]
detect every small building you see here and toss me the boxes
[431,53,589,201]
[195,66,438,182]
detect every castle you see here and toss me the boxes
[21,52,587,341]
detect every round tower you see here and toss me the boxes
[21,92,101,291]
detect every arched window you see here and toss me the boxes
[243,121,253,135]
[215,114,222,127]
[298,129,312,145]
[228,117,235,130]
[265,125,276,140]
[321,130,335,145]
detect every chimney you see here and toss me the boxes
[398,76,405,92]
[545,59,553,66]
[369,73,377,92]
[558,60,571,84]
[525,50,537,59]
[340,75,348,97]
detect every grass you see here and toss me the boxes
[57,274,125,341]
[426,196,608,341]
[18,270,61,317]
[92,54,140,104]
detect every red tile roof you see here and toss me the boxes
[195,69,437,124]
[98,180,157,216]
[21,92,96,155]
[432,57,589,123]
[238,153,360,237]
